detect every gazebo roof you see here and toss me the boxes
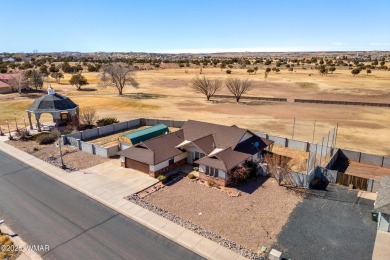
[27,88,78,113]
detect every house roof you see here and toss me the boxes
[0,73,20,82]
[195,148,251,171]
[234,135,273,155]
[118,130,185,165]
[0,80,11,89]
[192,134,215,154]
[181,120,247,149]
[27,92,78,113]
[375,175,390,215]
[124,124,169,145]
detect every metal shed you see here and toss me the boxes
[124,124,169,145]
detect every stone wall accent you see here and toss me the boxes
[198,171,227,186]
[152,158,187,177]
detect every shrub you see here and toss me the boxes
[36,133,57,145]
[96,117,119,126]
[187,173,195,179]
[15,128,31,141]
[157,175,167,184]
[226,69,232,74]
[35,129,59,145]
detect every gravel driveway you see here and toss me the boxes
[272,184,377,260]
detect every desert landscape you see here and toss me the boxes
[1,65,389,155]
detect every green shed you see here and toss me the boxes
[125,124,169,145]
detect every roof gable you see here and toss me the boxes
[181,120,247,150]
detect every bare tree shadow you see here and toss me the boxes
[234,176,269,194]
[122,93,167,99]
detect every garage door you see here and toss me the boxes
[125,158,149,173]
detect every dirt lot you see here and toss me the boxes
[6,139,109,170]
[1,67,389,155]
[144,176,302,252]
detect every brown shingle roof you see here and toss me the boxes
[181,120,247,150]
[375,175,390,215]
[118,130,185,165]
[192,134,215,154]
[195,148,250,171]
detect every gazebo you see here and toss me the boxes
[26,87,79,132]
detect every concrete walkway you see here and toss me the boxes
[372,230,390,260]
[0,141,246,260]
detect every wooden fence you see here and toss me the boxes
[336,173,368,191]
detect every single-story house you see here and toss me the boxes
[0,73,21,94]
[118,120,274,185]
[375,175,390,232]
[0,80,12,94]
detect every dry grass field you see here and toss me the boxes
[1,67,389,155]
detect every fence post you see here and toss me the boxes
[80,131,83,140]
[292,117,296,140]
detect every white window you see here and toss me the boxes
[205,166,219,177]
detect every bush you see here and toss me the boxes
[15,128,30,141]
[96,117,119,126]
[35,129,59,145]
[157,175,167,184]
[226,69,232,74]
[187,173,195,179]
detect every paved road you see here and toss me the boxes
[0,151,203,260]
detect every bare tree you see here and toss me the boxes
[264,153,290,186]
[79,107,98,126]
[225,78,253,102]
[8,72,28,93]
[100,63,139,95]
[192,76,222,101]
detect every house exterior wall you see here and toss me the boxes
[174,153,188,162]
[185,145,206,164]
[198,164,227,183]
[150,160,169,172]
[378,213,390,232]
[198,171,227,186]
[0,86,12,94]
[151,158,187,177]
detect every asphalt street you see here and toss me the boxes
[0,150,203,260]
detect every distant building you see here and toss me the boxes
[0,73,21,94]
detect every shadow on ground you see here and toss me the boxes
[122,93,167,99]
[272,184,377,260]
[234,176,269,194]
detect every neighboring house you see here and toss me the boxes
[0,73,21,94]
[375,175,390,232]
[118,120,274,185]
[0,80,12,94]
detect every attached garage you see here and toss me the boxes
[125,158,149,173]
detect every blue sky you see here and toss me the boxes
[1,0,389,53]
